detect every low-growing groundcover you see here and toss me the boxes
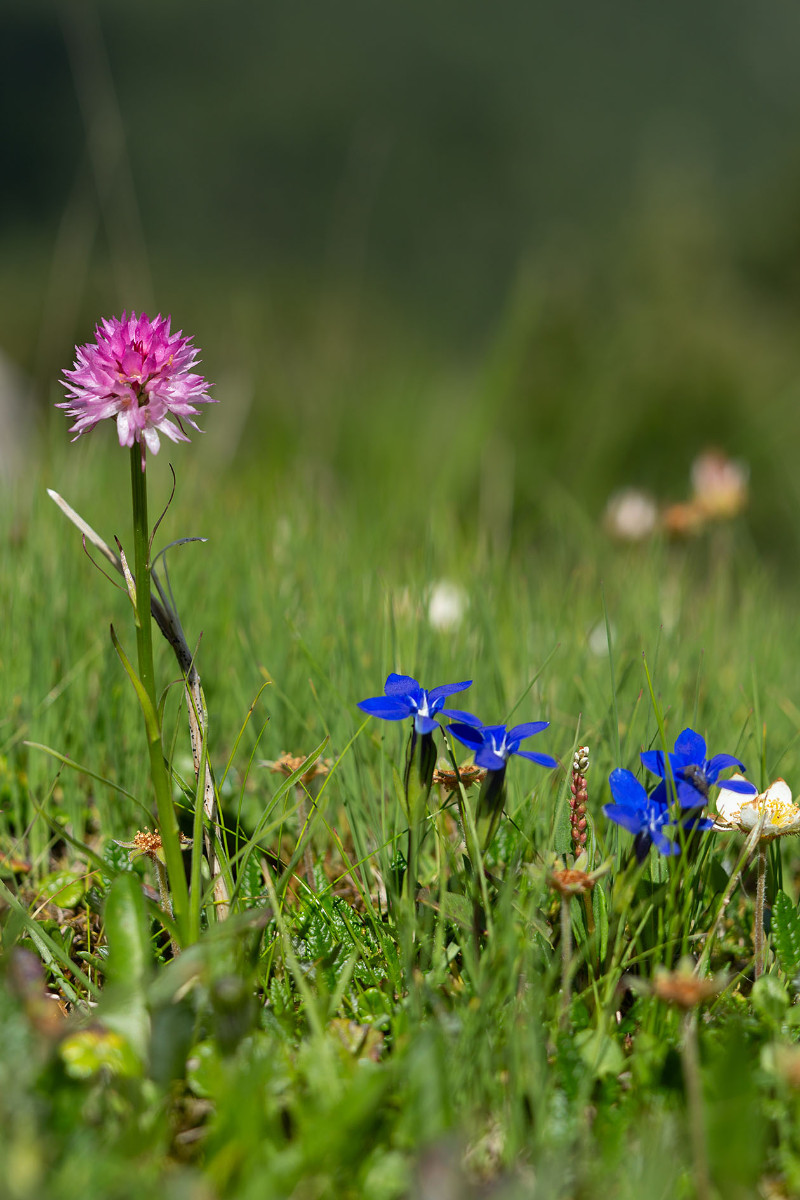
[4,317,800,1199]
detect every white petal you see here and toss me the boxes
[738,806,760,831]
[716,773,748,823]
[156,417,190,444]
[143,426,161,455]
[763,778,793,807]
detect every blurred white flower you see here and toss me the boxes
[272,515,292,562]
[603,489,658,541]
[427,581,468,632]
[690,450,749,520]
[587,619,614,657]
[714,774,800,841]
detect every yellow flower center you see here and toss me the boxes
[738,796,799,831]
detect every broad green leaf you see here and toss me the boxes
[100,873,152,1063]
[38,870,87,910]
[574,1027,625,1078]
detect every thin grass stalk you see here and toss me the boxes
[698,811,766,975]
[681,1010,711,1200]
[296,787,317,891]
[443,768,494,971]
[188,711,210,944]
[180,668,230,917]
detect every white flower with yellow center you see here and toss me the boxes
[714,773,800,841]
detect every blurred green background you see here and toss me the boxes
[4,0,800,563]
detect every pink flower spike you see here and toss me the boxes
[59,312,215,469]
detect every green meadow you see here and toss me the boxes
[4,267,800,1196]
[6,5,800,1194]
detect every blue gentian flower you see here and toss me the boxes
[357,673,477,735]
[448,719,558,853]
[640,727,756,809]
[359,674,480,879]
[447,721,558,771]
[604,769,713,863]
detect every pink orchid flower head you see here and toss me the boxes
[60,312,215,469]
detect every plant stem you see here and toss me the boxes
[698,815,766,976]
[402,727,435,905]
[130,448,191,946]
[560,898,572,1027]
[681,1011,711,1200]
[404,821,419,902]
[754,842,767,980]
[152,855,180,958]
[296,786,316,891]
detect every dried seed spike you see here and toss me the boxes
[570,744,590,853]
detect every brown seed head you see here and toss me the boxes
[651,965,723,1010]
[265,753,331,786]
[132,829,164,858]
[433,763,486,791]
[548,867,596,898]
[114,828,192,864]
[661,501,706,538]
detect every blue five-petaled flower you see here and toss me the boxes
[357,673,477,735]
[640,727,756,809]
[603,769,701,862]
[447,721,558,772]
[448,718,557,851]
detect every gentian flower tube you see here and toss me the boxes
[448,719,558,852]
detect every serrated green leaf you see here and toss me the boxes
[772,890,800,982]
[751,976,789,1025]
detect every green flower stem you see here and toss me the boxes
[754,842,768,980]
[130,448,191,946]
[475,767,507,854]
[560,897,572,1028]
[152,854,180,959]
[402,728,436,901]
